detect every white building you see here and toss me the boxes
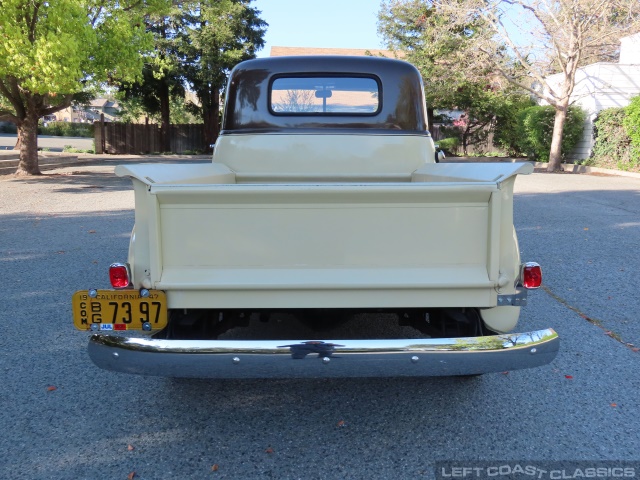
[544,32,640,160]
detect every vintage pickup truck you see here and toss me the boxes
[72,55,558,378]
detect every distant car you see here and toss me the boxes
[41,115,56,127]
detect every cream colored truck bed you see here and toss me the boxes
[116,161,532,312]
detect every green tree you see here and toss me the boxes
[0,0,164,175]
[118,89,201,124]
[440,82,525,155]
[378,0,507,133]
[118,0,265,152]
[117,2,185,152]
[379,1,537,157]
[119,63,186,151]
[181,0,266,149]
[430,0,640,171]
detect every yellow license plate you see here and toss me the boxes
[72,290,168,331]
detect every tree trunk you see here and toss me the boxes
[14,128,23,150]
[427,107,435,137]
[159,80,171,153]
[212,87,220,144]
[15,113,41,175]
[462,125,470,156]
[202,86,219,153]
[548,105,568,172]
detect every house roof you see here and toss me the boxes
[619,32,640,64]
[89,98,109,107]
[269,46,404,59]
[89,98,120,109]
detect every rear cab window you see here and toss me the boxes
[270,76,381,115]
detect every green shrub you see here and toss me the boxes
[591,108,634,170]
[517,105,586,162]
[493,96,536,156]
[436,137,460,153]
[38,121,94,137]
[623,95,640,163]
[0,122,18,134]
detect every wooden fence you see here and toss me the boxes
[94,120,207,154]
[431,124,502,156]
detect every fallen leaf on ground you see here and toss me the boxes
[46,386,57,391]
[265,447,274,454]
[632,348,640,353]
[501,371,509,375]
[211,464,219,472]
[88,230,96,234]
[611,403,617,407]
[565,375,573,379]
[584,228,589,231]
[337,420,346,427]
[127,472,136,480]
[127,444,135,451]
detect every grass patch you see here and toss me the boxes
[62,145,95,154]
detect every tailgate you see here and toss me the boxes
[117,162,531,309]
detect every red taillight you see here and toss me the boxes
[109,263,130,288]
[522,262,542,289]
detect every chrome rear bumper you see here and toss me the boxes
[88,328,558,378]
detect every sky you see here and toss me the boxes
[252,0,385,57]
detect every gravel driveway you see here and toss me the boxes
[1,163,639,479]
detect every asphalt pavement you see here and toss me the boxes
[0,162,639,479]
[0,133,94,152]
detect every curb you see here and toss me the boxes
[0,153,211,176]
[0,154,83,175]
[446,157,640,179]
[533,162,640,179]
